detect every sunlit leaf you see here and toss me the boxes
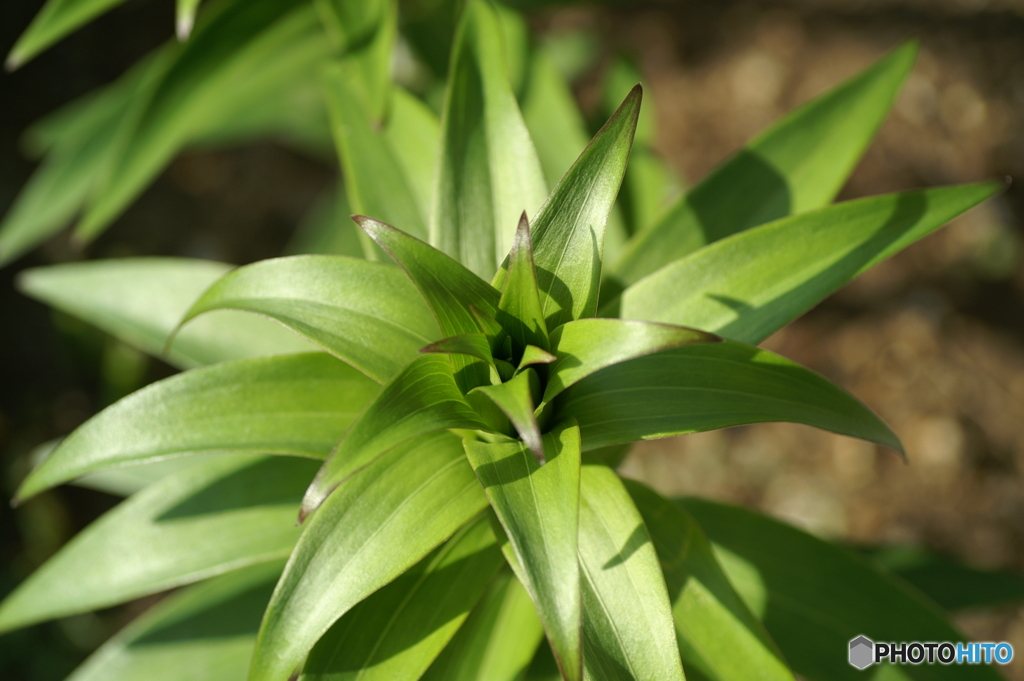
[684,498,1004,681]
[578,465,685,681]
[555,340,901,453]
[620,183,999,342]
[627,481,794,681]
[431,0,547,278]
[300,353,486,519]
[422,569,545,681]
[612,42,918,287]
[16,353,375,501]
[18,258,312,369]
[465,423,582,680]
[7,0,132,68]
[66,562,283,681]
[472,369,543,459]
[250,432,488,681]
[0,456,314,633]
[181,255,440,382]
[300,515,503,681]
[176,0,203,40]
[498,214,550,353]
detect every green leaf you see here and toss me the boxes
[555,340,902,453]
[472,369,543,460]
[518,345,557,372]
[250,431,489,681]
[683,498,1004,681]
[7,0,130,68]
[626,481,794,681]
[314,0,387,54]
[17,258,312,369]
[65,562,283,681]
[300,515,503,681]
[464,423,582,681]
[431,0,548,278]
[322,68,435,244]
[176,0,203,40]
[285,186,365,258]
[496,85,641,328]
[180,255,440,382]
[620,183,1000,343]
[0,49,172,266]
[498,214,550,352]
[300,353,486,519]
[856,545,1024,612]
[0,455,316,633]
[543,318,718,403]
[76,0,332,240]
[16,353,376,501]
[612,41,918,287]
[578,465,685,681]
[422,569,545,681]
[422,333,496,367]
[359,215,500,391]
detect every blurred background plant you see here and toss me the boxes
[2,0,1024,679]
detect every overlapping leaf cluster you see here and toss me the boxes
[0,1,1008,681]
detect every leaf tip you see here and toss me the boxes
[176,15,195,41]
[5,53,21,72]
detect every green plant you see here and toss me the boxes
[0,1,1008,680]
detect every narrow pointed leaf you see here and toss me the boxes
[496,86,641,328]
[250,432,489,681]
[323,66,434,242]
[358,216,500,334]
[518,345,556,372]
[613,42,918,286]
[316,0,393,122]
[17,353,375,502]
[556,339,901,453]
[7,0,131,68]
[464,422,582,681]
[431,0,548,278]
[300,515,503,681]
[498,214,550,351]
[18,258,312,369]
[621,183,999,344]
[683,498,1004,681]
[471,370,543,460]
[422,333,495,367]
[300,353,486,519]
[0,455,315,633]
[626,481,794,681]
[65,562,283,681]
[578,465,685,681]
[176,0,203,40]
[422,569,545,681]
[181,255,440,382]
[314,0,387,53]
[543,318,719,403]
[359,215,500,391]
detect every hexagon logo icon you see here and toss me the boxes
[849,635,874,670]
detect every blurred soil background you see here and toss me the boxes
[3,0,1024,679]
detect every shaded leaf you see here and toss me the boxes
[300,515,503,681]
[66,562,283,681]
[496,86,641,328]
[8,0,131,68]
[431,0,547,278]
[464,423,582,680]
[422,569,545,681]
[422,333,496,367]
[16,353,375,501]
[472,369,543,460]
[300,353,485,519]
[498,214,550,352]
[181,255,440,382]
[612,42,918,287]
[543,318,718,403]
[250,432,489,681]
[285,186,364,258]
[555,340,901,453]
[620,183,999,343]
[578,465,685,681]
[683,497,1004,681]
[17,258,312,369]
[627,481,794,681]
[0,455,316,633]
